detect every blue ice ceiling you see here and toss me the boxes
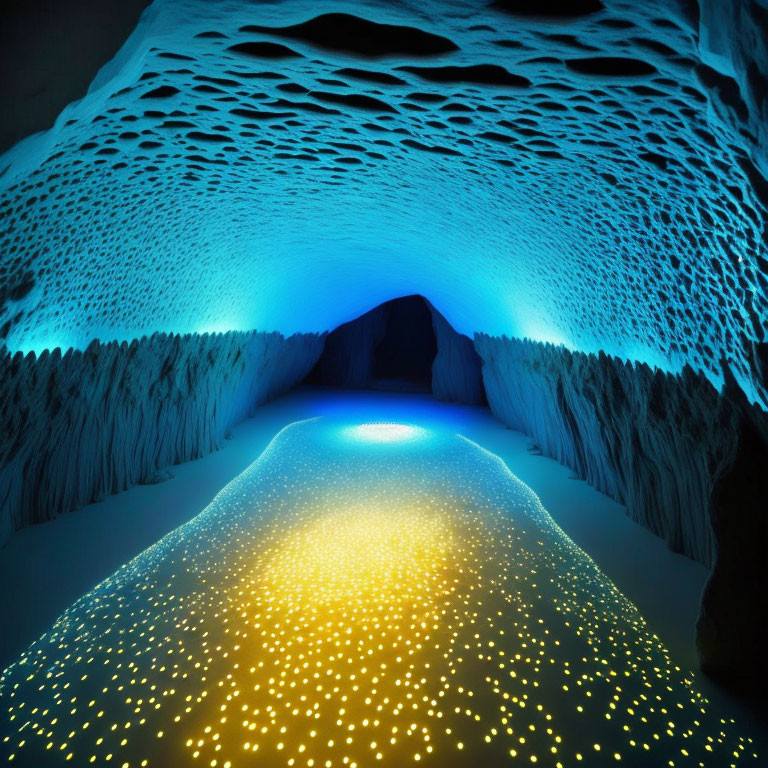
[0,0,767,402]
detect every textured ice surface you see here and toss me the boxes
[0,0,767,403]
[0,418,758,766]
[0,330,324,545]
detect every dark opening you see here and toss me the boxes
[304,293,487,405]
[371,295,436,388]
[306,295,437,393]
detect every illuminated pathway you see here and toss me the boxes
[0,419,758,767]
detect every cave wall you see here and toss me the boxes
[695,0,768,182]
[371,296,436,387]
[0,330,324,546]
[1,0,767,417]
[0,0,766,692]
[310,303,387,388]
[475,334,768,688]
[308,296,484,403]
[430,306,485,406]
[0,0,154,155]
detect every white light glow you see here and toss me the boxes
[341,422,428,443]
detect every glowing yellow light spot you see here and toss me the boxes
[0,418,758,768]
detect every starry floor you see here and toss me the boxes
[0,418,759,767]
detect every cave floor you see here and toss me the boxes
[0,388,766,761]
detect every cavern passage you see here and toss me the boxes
[1,0,767,766]
[0,420,760,766]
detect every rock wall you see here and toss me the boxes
[430,306,486,406]
[0,330,324,546]
[309,304,387,388]
[694,0,768,182]
[4,1,767,414]
[0,0,154,154]
[474,334,768,689]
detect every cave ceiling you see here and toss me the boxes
[0,0,767,404]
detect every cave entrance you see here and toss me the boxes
[304,294,486,404]
[370,295,437,391]
[306,295,436,393]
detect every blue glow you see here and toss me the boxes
[0,0,765,404]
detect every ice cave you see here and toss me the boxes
[0,1,767,766]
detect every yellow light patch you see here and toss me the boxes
[0,419,759,767]
[260,506,453,607]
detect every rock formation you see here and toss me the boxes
[0,331,324,546]
[475,334,768,690]
[0,0,767,693]
[431,306,485,405]
[1,0,766,412]
[309,296,484,403]
[310,303,388,388]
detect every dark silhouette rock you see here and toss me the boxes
[310,304,388,388]
[307,296,484,403]
[430,306,486,405]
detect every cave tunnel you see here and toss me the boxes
[305,295,485,400]
[0,0,767,765]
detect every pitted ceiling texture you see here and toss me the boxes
[0,0,767,403]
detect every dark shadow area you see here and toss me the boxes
[371,295,437,390]
[0,0,153,154]
[306,295,437,393]
[306,294,487,405]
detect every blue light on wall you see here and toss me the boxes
[0,0,766,405]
